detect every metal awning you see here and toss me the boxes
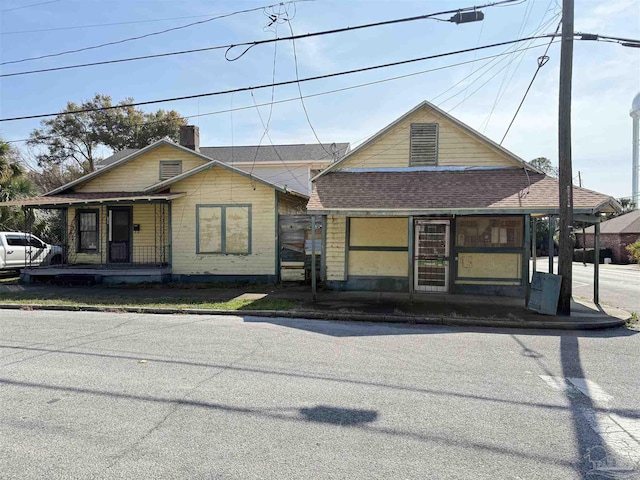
[0,192,185,208]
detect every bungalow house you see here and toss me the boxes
[1,127,340,284]
[307,101,621,297]
[576,209,640,264]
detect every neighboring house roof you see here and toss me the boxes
[312,100,543,180]
[144,160,308,198]
[47,139,309,198]
[581,210,640,234]
[307,169,620,215]
[97,143,350,168]
[0,192,184,208]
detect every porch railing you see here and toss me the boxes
[28,244,171,268]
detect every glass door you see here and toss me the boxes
[414,220,450,293]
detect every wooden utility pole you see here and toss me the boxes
[557,0,574,315]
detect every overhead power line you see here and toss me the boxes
[0,0,58,13]
[1,0,523,76]
[0,0,312,66]
[500,19,562,144]
[3,41,558,143]
[0,35,556,122]
[1,2,309,35]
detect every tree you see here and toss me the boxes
[28,94,187,174]
[530,157,559,177]
[0,141,38,232]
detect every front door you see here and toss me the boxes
[108,207,131,263]
[414,220,450,293]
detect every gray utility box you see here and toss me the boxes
[528,272,562,315]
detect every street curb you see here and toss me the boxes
[0,303,627,330]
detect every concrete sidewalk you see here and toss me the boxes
[0,281,632,330]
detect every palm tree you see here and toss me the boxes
[0,141,38,231]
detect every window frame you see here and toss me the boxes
[76,209,100,253]
[159,160,183,180]
[409,122,439,167]
[195,204,252,255]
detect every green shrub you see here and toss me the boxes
[626,238,640,264]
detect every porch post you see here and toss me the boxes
[594,221,600,305]
[311,215,317,302]
[548,216,555,274]
[320,215,327,283]
[532,217,537,273]
[408,216,414,303]
[524,214,531,304]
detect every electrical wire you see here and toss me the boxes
[1,0,524,76]
[0,0,58,13]
[287,18,333,157]
[4,41,559,145]
[0,34,558,122]
[0,1,311,66]
[500,19,562,144]
[480,0,558,131]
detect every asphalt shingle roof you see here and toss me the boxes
[98,143,349,168]
[582,209,640,234]
[307,169,615,212]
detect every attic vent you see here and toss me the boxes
[159,160,182,180]
[410,123,438,166]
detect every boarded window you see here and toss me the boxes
[410,123,438,166]
[159,160,182,180]
[196,204,251,254]
[225,206,250,254]
[197,206,222,253]
[78,210,99,252]
[456,217,523,248]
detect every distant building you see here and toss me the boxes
[577,210,640,264]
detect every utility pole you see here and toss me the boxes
[579,171,586,266]
[557,0,574,315]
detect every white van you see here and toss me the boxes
[0,232,63,271]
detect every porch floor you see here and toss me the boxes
[23,265,171,276]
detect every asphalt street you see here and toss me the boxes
[533,258,640,313]
[1,310,639,479]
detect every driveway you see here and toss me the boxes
[1,310,639,479]
[533,257,640,313]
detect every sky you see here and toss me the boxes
[0,0,639,199]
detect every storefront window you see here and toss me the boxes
[456,217,523,248]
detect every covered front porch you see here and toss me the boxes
[307,167,622,302]
[5,192,182,284]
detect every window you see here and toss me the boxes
[5,234,27,247]
[27,235,45,249]
[159,160,182,180]
[410,123,438,166]
[456,217,523,248]
[196,204,251,254]
[77,210,99,252]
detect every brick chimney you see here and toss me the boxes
[179,125,200,152]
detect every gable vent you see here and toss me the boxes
[410,123,438,166]
[160,161,182,180]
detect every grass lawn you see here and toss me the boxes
[0,292,298,311]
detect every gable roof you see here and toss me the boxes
[97,143,350,168]
[46,139,210,196]
[581,210,640,234]
[144,157,308,198]
[312,100,543,180]
[307,169,620,215]
[46,139,307,198]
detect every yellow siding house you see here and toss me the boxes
[308,101,621,297]
[5,127,307,284]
